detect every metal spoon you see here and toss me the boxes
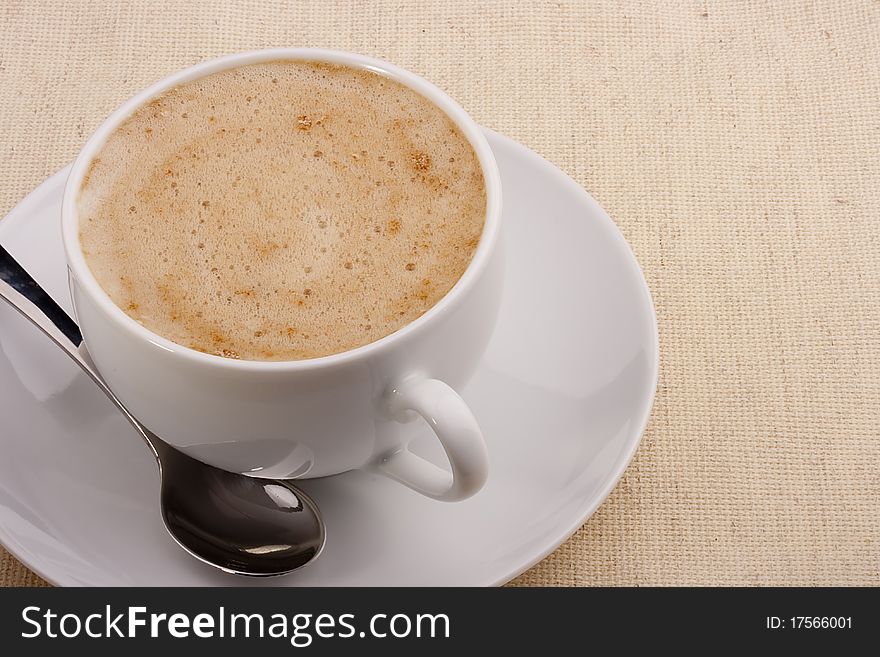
[0,245,325,576]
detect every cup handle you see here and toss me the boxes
[378,378,489,502]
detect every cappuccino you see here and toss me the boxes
[78,60,486,360]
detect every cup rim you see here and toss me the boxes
[61,48,502,371]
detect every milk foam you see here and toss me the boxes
[78,61,486,360]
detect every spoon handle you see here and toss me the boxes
[0,244,113,393]
[0,245,83,350]
[0,244,161,456]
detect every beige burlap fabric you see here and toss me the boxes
[1,1,878,587]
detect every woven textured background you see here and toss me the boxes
[1,0,878,586]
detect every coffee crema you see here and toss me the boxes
[78,61,486,361]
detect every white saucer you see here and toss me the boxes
[0,129,657,586]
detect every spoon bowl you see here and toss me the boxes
[154,438,324,576]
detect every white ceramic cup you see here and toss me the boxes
[61,49,503,502]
